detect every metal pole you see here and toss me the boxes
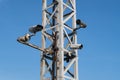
[57,0,64,80]
[41,0,47,80]
[72,0,79,80]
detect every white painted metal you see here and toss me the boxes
[57,0,64,80]
[41,0,79,80]
[41,0,47,80]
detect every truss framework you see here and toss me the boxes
[41,0,79,80]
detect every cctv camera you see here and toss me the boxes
[29,24,43,34]
[70,44,83,49]
[76,19,87,28]
[17,33,32,42]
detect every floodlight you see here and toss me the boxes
[29,24,43,34]
[76,19,87,28]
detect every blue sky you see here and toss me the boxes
[0,0,120,80]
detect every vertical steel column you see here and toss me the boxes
[57,0,64,80]
[72,0,79,80]
[41,0,46,80]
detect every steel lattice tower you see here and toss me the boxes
[41,0,79,80]
[17,0,86,80]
